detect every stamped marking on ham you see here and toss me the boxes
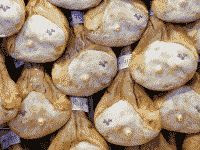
[134,14,143,20]
[0,4,10,12]
[46,29,55,36]
[195,105,200,113]
[177,53,188,60]
[19,110,26,117]
[179,1,188,8]
[99,61,108,67]
[103,119,112,126]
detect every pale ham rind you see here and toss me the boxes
[95,100,160,146]
[152,0,200,23]
[0,0,25,37]
[84,0,149,47]
[131,41,197,91]
[154,73,200,133]
[129,16,198,91]
[47,0,102,10]
[9,64,71,139]
[6,0,69,63]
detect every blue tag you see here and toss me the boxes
[70,96,89,112]
[13,59,24,68]
[0,131,20,149]
[149,10,154,16]
[71,11,84,26]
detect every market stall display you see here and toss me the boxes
[0,0,199,149]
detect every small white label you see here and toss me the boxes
[71,11,84,25]
[118,54,132,70]
[70,97,89,112]
[149,10,154,16]
[0,4,11,12]
[14,59,24,68]
[0,131,20,149]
